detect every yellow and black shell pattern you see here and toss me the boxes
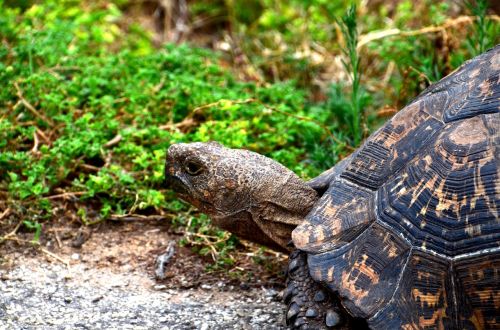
[292,45,500,329]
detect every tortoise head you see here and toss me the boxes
[165,142,319,251]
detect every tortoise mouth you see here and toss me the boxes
[165,175,189,196]
[164,174,217,214]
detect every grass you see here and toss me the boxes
[0,0,499,268]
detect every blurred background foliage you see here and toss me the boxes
[0,0,498,266]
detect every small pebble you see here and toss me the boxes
[305,308,318,318]
[326,310,341,327]
[154,284,167,290]
[313,290,326,302]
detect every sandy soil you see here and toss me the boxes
[0,221,288,329]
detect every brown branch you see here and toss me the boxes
[13,82,55,127]
[191,98,255,115]
[0,208,11,221]
[358,15,500,49]
[109,214,173,222]
[78,163,101,172]
[3,218,22,238]
[44,191,86,200]
[54,231,63,249]
[40,247,70,266]
[184,231,223,261]
[0,236,69,266]
[104,134,122,148]
[31,130,40,153]
[36,128,51,144]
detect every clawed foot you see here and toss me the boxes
[284,250,363,329]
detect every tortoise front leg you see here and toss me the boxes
[284,250,366,329]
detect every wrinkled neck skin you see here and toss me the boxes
[212,188,318,253]
[212,211,290,253]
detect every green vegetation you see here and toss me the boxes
[466,0,494,55]
[335,4,365,145]
[0,0,498,266]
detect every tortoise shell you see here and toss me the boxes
[292,45,500,329]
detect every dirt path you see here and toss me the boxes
[0,222,287,329]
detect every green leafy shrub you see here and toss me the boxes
[466,0,497,56]
[0,0,345,263]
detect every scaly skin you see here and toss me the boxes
[164,141,318,252]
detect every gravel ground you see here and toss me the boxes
[0,258,285,329]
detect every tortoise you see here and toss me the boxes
[164,45,500,329]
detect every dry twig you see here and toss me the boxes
[35,128,51,144]
[104,134,122,148]
[78,163,101,172]
[0,236,69,267]
[109,214,172,222]
[31,130,40,153]
[3,218,23,239]
[0,208,12,221]
[44,191,86,200]
[54,231,63,249]
[13,82,55,127]
[357,15,500,49]
[40,247,70,267]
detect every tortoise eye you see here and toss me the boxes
[184,161,203,176]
